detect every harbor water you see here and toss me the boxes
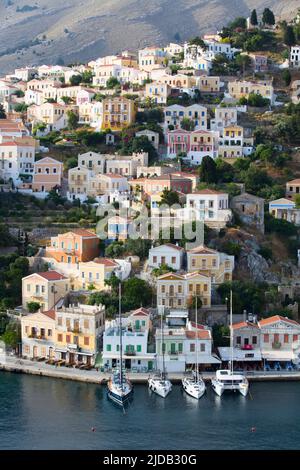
[0,372,299,450]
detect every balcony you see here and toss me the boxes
[67,327,81,334]
[125,351,136,356]
[272,341,282,350]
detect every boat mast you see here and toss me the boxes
[195,296,199,382]
[230,289,233,375]
[119,282,123,389]
[161,311,166,380]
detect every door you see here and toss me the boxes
[33,346,38,358]
[135,320,140,330]
[171,343,176,355]
[148,361,153,371]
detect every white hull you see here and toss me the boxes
[182,377,206,400]
[211,371,249,397]
[107,378,133,406]
[148,377,172,398]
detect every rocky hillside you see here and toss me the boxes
[0,0,298,73]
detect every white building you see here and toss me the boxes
[148,243,184,271]
[210,106,238,131]
[290,45,300,68]
[0,138,35,184]
[135,129,159,150]
[184,189,232,229]
[155,311,220,373]
[145,81,171,105]
[102,308,155,372]
[164,104,207,131]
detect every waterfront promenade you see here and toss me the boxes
[1,357,300,383]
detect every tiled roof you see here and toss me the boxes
[186,330,210,340]
[42,309,56,320]
[69,229,97,238]
[37,271,67,281]
[188,245,217,255]
[191,189,226,195]
[93,258,118,267]
[131,307,150,317]
[258,315,300,327]
[232,321,259,330]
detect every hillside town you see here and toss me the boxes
[2,7,300,382]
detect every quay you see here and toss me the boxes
[1,357,300,384]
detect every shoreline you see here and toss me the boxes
[1,359,300,384]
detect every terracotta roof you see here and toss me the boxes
[258,315,300,327]
[104,173,126,179]
[232,321,259,330]
[186,330,210,340]
[287,179,300,185]
[190,321,205,330]
[188,245,217,255]
[37,271,67,281]
[191,189,226,195]
[93,257,118,267]
[158,243,184,251]
[42,309,56,320]
[131,307,150,317]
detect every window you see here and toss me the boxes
[200,344,205,352]
[58,334,63,342]
[190,343,195,352]
[171,257,176,264]
[153,256,157,263]
[236,336,241,344]
[84,337,89,346]
[66,334,71,343]
[27,284,31,292]
[284,334,289,344]
[137,345,142,353]
[252,336,257,345]
[264,334,269,343]
[57,317,62,326]
[48,329,52,337]
[106,344,111,352]
[293,334,298,342]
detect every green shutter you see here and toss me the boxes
[137,345,142,352]
[106,344,111,352]
[178,343,183,353]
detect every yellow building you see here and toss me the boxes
[21,310,56,359]
[77,258,119,290]
[54,303,105,366]
[101,96,136,131]
[22,271,70,312]
[228,80,274,104]
[197,75,220,93]
[187,246,234,284]
[157,272,211,309]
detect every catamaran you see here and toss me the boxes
[211,290,249,397]
[182,296,206,399]
[107,284,133,406]
[148,312,172,398]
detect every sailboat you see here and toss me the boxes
[148,311,172,398]
[211,290,249,397]
[107,284,133,406]
[182,296,206,399]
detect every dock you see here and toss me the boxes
[1,357,300,384]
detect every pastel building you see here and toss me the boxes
[21,309,56,359]
[157,272,212,309]
[148,243,185,270]
[187,245,234,284]
[164,104,207,130]
[46,229,100,264]
[22,271,70,312]
[32,157,63,193]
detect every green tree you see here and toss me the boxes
[69,74,82,86]
[159,188,180,206]
[67,110,79,130]
[235,54,251,74]
[27,301,40,313]
[181,117,195,131]
[61,96,72,104]
[262,8,275,26]
[1,322,21,350]
[189,37,207,49]
[283,25,296,47]
[106,77,120,89]
[122,277,153,310]
[0,104,6,119]
[199,156,218,183]
[250,9,258,26]
[282,69,292,86]
[81,70,93,83]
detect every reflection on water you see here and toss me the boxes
[0,373,300,450]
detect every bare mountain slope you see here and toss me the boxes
[0,0,298,73]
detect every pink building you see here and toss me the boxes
[167,129,217,165]
[32,157,63,193]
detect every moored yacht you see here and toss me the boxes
[211,290,249,397]
[107,370,133,405]
[182,375,206,399]
[148,311,172,398]
[182,296,206,400]
[211,369,249,397]
[107,284,133,406]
